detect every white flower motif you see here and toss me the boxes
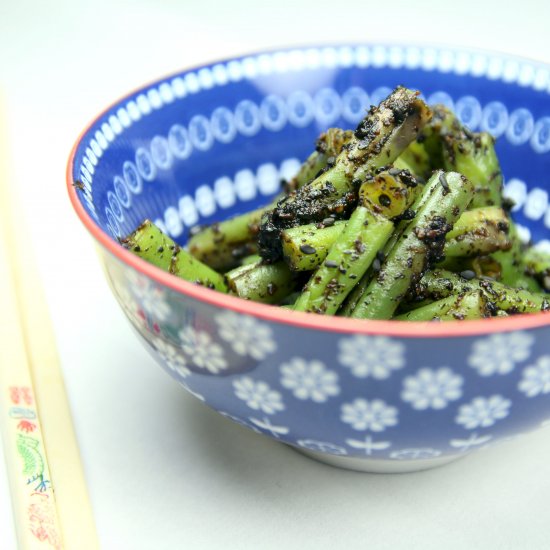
[468,332,534,376]
[111,276,150,328]
[401,367,463,410]
[151,337,190,378]
[518,356,550,397]
[233,377,285,414]
[341,398,398,432]
[111,277,137,311]
[297,440,347,455]
[338,335,405,379]
[346,436,391,456]
[449,433,492,452]
[280,358,340,403]
[390,448,442,460]
[126,270,171,321]
[455,395,511,429]
[249,417,289,438]
[178,326,227,373]
[215,311,276,360]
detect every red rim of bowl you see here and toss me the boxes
[66,44,550,339]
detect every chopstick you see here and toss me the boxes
[0,99,99,548]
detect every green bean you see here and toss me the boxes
[524,247,550,291]
[293,209,394,314]
[282,168,419,272]
[492,222,541,291]
[188,128,353,270]
[281,221,347,271]
[443,130,502,209]
[419,104,460,169]
[344,168,455,317]
[258,87,432,261]
[239,254,262,266]
[394,140,431,179]
[188,206,265,270]
[225,261,297,304]
[339,179,431,316]
[284,128,355,193]
[123,88,550,323]
[292,169,419,314]
[420,269,549,314]
[437,118,538,289]
[351,171,474,320]
[443,206,511,257]
[395,291,489,321]
[122,220,228,292]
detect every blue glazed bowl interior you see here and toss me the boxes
[69,45,550,469]
[72,45,550,253]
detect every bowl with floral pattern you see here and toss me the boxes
[67,44,550,473]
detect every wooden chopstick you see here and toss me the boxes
[0,99,99,548]
[0,226,65,549]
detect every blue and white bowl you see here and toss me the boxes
[68,45,550,473]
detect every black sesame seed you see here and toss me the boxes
[300,244,317,255]
[439,172,450,194]
[324,260,338,268]
[322,217,335,226]
[372,258,381,272]
[388,167,401,176]
[379,194,392,207]
[459,270,476,280]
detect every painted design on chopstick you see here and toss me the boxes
[28,493,62,549]
[9,385,33,405]
[7,386,62,548]
[17,434,49,492]
[17,419,37,433]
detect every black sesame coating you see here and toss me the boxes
[350,171,474,320]
[258,87,431,262]
[293,206,394,315]
[418,269,548,314]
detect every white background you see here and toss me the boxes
[2,1,550,548]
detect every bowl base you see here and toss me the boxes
[294,447,464,473]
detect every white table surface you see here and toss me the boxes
[2,1,550,548]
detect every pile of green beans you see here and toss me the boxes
[123,87,550,321]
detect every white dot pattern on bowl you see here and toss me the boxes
[135,147,157,182]
[210,107,238,143]
[113,175,131,208]
[105,158,300,238]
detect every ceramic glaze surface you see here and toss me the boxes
[69,45,550,470]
